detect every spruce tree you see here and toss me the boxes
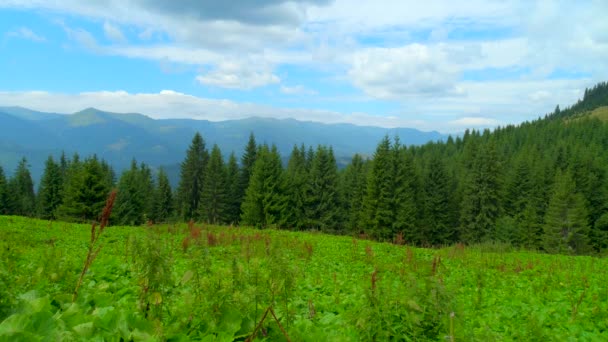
[392,143,419,243]
[543,171,591,255]
[308,145,341,231]
[0,166,9,215]
[422,154,452,245]
[283,145,309,229]
[113,160,153,226]
[37,156,64,219]
[8,158,36,216]
[200,144,226,224]
[224,152,241,225]
[361,136,394,239]
[240,145,286,228]
[152,168,174,223]
[57,156,111,222]
[340,154,368,233]
[177,132,208,221]
[238,133,257,213]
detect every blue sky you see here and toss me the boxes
[0,1,607,133]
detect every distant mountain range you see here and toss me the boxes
[0,106,446,185]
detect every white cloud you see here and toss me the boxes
[103,22,127,43]
[349,44,463,99]
[280,85,317,95]
[196,61,280,90]
[6,27,46,42]
[449,117,500,128]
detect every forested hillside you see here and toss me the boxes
[1,82,608,255]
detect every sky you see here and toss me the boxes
[0,1,607,133]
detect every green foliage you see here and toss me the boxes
[240,145,286,227]
[543,171,591,255]
[340,154,368,233]
[36,156,63,219]
[307,145,341,231]
[283,145,310,229]
[177,132,208,221]
[200,144,226,224]
[2,216,608,340]
[113,160,154,226]
[57,156,111,222]
[0,166,9,215]
[362,136,395,239]
[7,158,36,217]
[151,168,174,223]
[224,152,241,225]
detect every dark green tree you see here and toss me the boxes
[543,171,591,255]
[308,145,341,231]
[57,156,111,222]
[0,166,9,215]
[37,156,64,219]
[283,145,309,229]
[8,158,36,216]
[200,144,226,224]
[177,132,208,221]
[238,133,257,214]
[362,136,395,239]
[392,142,419,243]
[113,160,153,226]
[240,145,286,228]
[421,154,453,245]
[152,168,174,223]
[224,152,241,225]
[340,154,368,233]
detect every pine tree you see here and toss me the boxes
[0,166,9,215]
[238,133,257,214]
[543,171,591,255]
[200,144,226,224]
[8,158,36,216]
[113,160,153,226]
[422,154,452,245]
[240,145,286,228]
[392,142,419,243]
[152,168,174,223]
[177,132,208,221]
[37,156,64,219]
[361,136,394,240]
[340,154,368,233]
[460,140,501,243]
[57,156,111,222]
[224,152,241,225]
[283,145,309,229]
[308,145,341,231]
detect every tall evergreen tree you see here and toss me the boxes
[152,168,174,223]
[37,156,64,219]
[238,133,257,214]
[543,171,591,255]
[177,132,208,221]
[200,144,226,224]
[308,145,341,231]
[422,154,452,245]
[57,156,111,222]
[362,136,395,239]
[340,154,368,233]
[392,142,419,243]
[460,140,501,243]
[8,158,36,217]
[0,166,9,215]
[224,152,241,225]
[240,145,286,227]
[283,145,309,229]
[113,160,153,226]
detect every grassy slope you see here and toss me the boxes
[1,216,607,341]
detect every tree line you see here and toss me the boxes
[1,83,608,255]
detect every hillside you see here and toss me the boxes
[1,216,607,340]
[0,106,445,183]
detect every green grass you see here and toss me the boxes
[566,105,608,123]
[1,216,607,341]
